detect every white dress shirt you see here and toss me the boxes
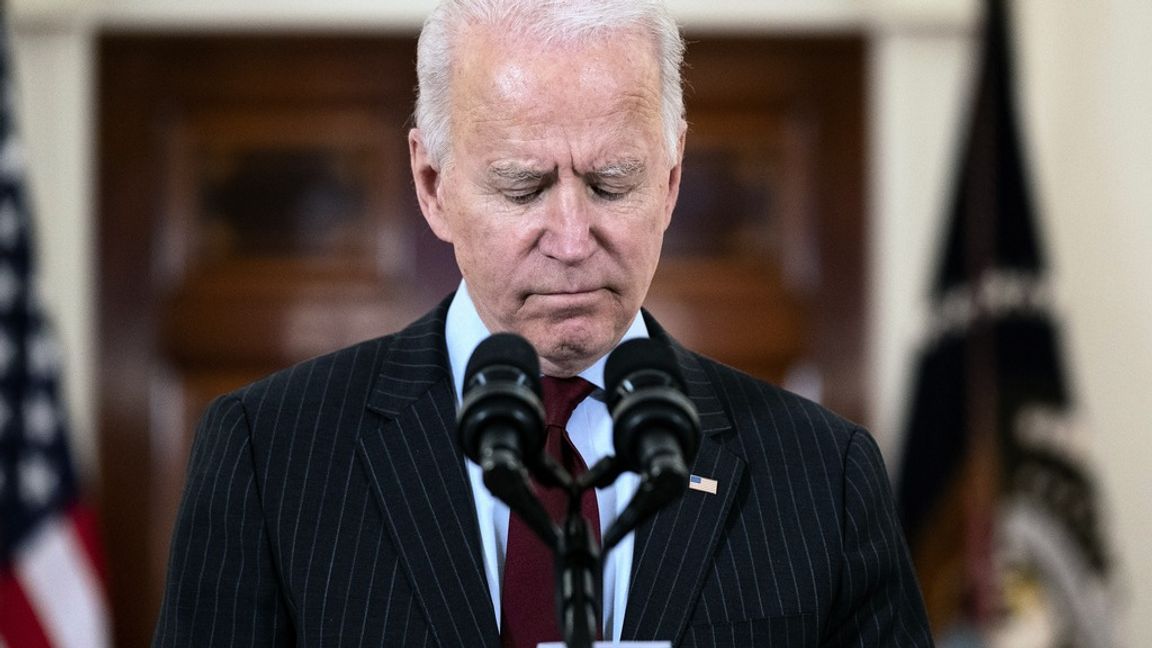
[446,282,642,641]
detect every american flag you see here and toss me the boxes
[688,474,717,495]
[0,10,110,647]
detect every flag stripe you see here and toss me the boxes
[15,515,110,648]
[68,504,108,585]
[0,571,53,648]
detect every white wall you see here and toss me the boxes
[9,23,96,483]
[10,0,1151,642]
[1015,1,1152,643]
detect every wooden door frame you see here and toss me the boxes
[97,32,866,648]
[96,33,424,647]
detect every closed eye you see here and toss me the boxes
[506,188,543,205]
[591,185,628,201]
[586,160,644,202]
[488,162,553,205]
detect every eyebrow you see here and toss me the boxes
[486,158,646,184]
[487,163,551,184]
[588,158,646,180]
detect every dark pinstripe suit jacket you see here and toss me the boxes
[154,298,933,647]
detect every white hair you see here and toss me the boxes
[414,0,686,168]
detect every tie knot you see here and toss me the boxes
[539,376,597,428]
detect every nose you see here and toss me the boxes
[538,181,596,263]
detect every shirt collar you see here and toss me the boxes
[445,280,649,401]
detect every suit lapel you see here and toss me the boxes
[356,301,500,647]
[621,316,747,644]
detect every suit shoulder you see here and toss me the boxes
[229,335,396,407]
[689,352,863,446]
[229,300,451,407]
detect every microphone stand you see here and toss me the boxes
[537,455,609,648]
[496,449,686,648]
[462,334,691,647]
[557,498,599,648]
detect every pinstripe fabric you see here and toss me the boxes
[623,315,934,646]
[154,300,495,647]
[154,298,932,646]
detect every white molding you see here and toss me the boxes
[10,0,977,35]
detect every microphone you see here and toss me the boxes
[601,337,700,550]
[457,333,556,547]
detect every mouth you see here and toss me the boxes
[531,287,606,298]
[541,289,599,296]
[525,287,609,309]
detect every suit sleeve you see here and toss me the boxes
[822,427,934,646]
[153,395,295,647]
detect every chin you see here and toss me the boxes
[530,327,613,376]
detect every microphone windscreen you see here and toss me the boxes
[464,332,541,392]
[604,338,685,407]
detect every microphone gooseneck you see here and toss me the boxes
[457,333,702,648]
[602,337,701,551]
[457,333,557,548]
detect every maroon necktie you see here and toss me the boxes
[501,376,599,648]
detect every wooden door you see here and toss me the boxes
[649,37,866,417]
[98,33,863,647]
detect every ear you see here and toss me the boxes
[409,128,454,243]
[661,120,688,231]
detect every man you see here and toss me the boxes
[154,1,933,646]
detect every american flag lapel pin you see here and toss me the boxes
[688,474,718,495]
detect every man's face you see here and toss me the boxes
[410,26,684,377]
